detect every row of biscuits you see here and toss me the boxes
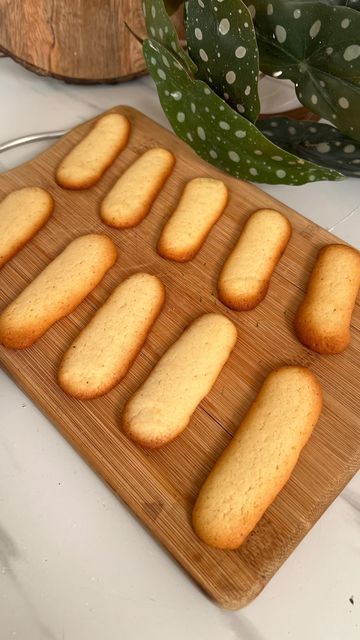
[1,223,359,361]
[1,183,359,355]
[1,112,360,553]
[55,113,360,353]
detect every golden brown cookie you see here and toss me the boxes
[100,147,175,228]
[122,313,237,448]
[0,187,54,268]
[218,208,291,310]
[295,243,360,354]
[157,177,228,262]
[0,234,117,349]
[192,366,322,549]
[58,273,165,399]
[56,113,130,189]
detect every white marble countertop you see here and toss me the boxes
[0,57,359,640]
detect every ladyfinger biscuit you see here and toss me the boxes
[0,187,54,268]
[56,113,130,189]
[100,148,175,228]
[0,234,117,349]
[294,244,360,354]
[58,273,165,399]
[157,178,228,262]
[218,209,291,311]
[122,313,237,448]
[192,366,322,550]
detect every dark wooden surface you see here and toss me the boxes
[0,106,359,609]
[0,0,147,83]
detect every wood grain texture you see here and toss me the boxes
[0,106,359,609]
[0,0,147,83]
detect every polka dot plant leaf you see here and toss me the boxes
[185,0,260,123]
[258,116,360,177]
[142,0,196,74]
[246,1,360,142]
[143,38,342,184]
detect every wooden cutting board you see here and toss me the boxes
[0,106,359,609]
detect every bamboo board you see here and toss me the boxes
[0,106,359,609]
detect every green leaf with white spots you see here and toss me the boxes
[258,116,360,177]
[143,38,342,184]
[142,0,196,73]
[245,1,360,142]
[185,0,260,122]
